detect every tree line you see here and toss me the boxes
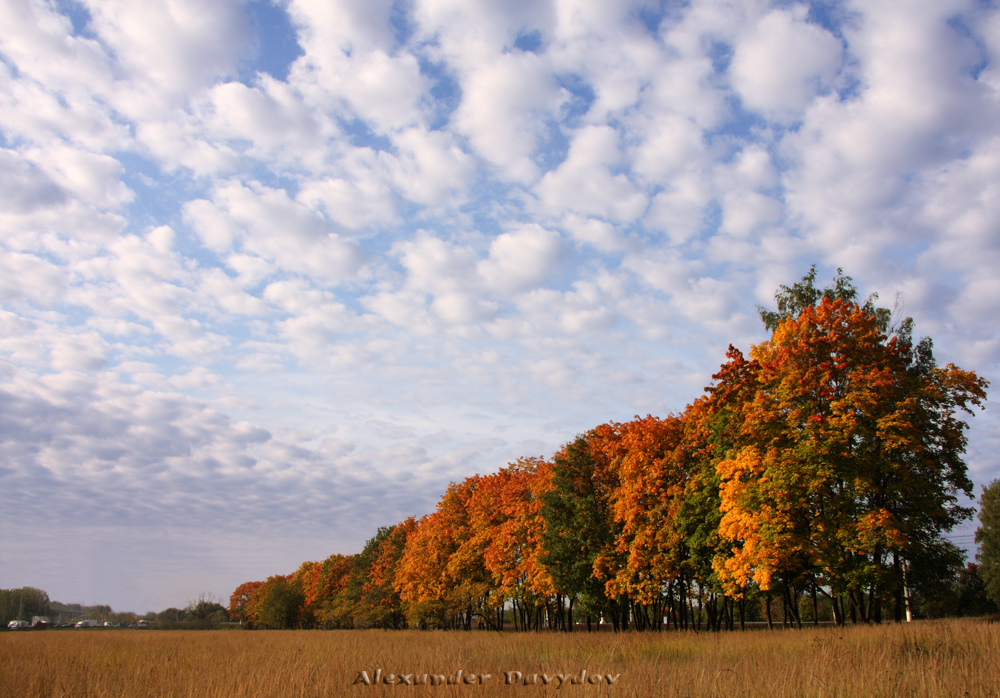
[0,587,52,626]
[0,587,230,629]
[230,269,996,630]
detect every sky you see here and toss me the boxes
[1,0,998,615]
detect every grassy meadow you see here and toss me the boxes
[2,620,998,698]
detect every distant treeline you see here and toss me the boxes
[230,269,997,631]
[1,587,229,629]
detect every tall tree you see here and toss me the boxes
[311,554,356,628]
[347,522,413,629]
[977,478,1000,606]
[955,563,1000,616]
[540,431,626,628]
[251,575,306,629]
[467,457,555,629]
[716,296,987,623]
[601,416,687,605]
[395,477,491,629]
[680,351,765,630]
[0,587,51,624]
[228,581,263,625]
[757,265,890,333]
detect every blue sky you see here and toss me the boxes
[1,0,998,614]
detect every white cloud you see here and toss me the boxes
[81,0,251,116]
[535,125,647,221]
[0,149,67,214]
[205,78,324,159]
[644,171,713,244]
[388,128,477,206]
[412,0,555,64]
[288,0,397,55]
[430,292,499,325]
[0,313,109,372]
[135,117,244,176]
[479,224,564,294]
[24,145,133,209]
[198,268,271,317]
[730,6,843,122]
[631,114,709,185]
[0,0,113,93]
[779,0,997,272]
[395,230,479,297]
[452,51,567,182]
[0,0,126,150]
[287,0,429,134]
[719,189,783,238]
[263,283,372,364]
[298,151,398,231]
[547,1,673,126]
[184,181,368,282]
[0,250,65,307]
[634,51,729,130]
[561,214,628,254]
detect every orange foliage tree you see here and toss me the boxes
[599,415,689,628]
[715,297,988,625]
[394,476,492,629]
[350,520,416,629]
[228,581,263,625]
[246,575,305,629]
[311,554,355,628]
[466,457,556,630]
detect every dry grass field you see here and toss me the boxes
[2,620,998,698]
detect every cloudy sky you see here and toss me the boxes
[1,0,998,614]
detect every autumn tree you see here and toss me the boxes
[674,350,765,631]
[229,581,263,625]
[311,554,356,628]
[288,560,323,627]
[250,575,306,629]
[715,295,987,624]
[345,521,414,629]
[395,477,493,629]
[597,415,687,630]
[466,457,556,630]
[227,267,987,631]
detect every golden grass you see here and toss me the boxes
[2,620,999,698]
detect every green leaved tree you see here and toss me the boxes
[976,478,1000,607]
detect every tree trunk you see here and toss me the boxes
[812,583,819,625]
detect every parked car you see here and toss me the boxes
[75,620,97,628]
[7,620,30,629]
